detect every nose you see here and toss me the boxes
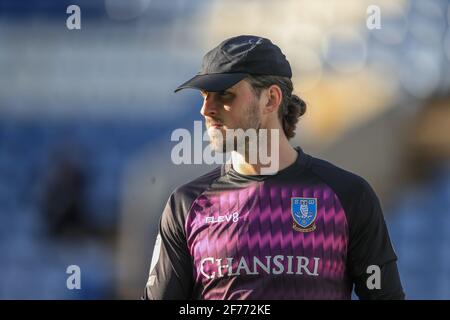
[200,93,218,118]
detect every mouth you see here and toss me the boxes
[206,121,223,129]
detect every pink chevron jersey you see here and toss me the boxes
[143,147,405,300]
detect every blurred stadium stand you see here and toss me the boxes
[0,0,449,299]
[386,96,450,299]
[0,0,207,299]
[0,118,171,298]
[387,163,450,299]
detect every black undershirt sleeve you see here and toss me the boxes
[142,193,194,299]
[346,179,405,299]
[142,166,222,300]
[310,158,405,300]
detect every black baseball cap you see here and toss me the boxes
[174,35,292,93]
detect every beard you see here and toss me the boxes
[207,100,261,154]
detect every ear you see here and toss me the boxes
[263,84,282,115]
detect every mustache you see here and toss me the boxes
[205,118,223,128]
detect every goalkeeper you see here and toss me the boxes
[143,35,405,300]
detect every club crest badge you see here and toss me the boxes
[291,197,317,232]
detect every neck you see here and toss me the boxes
[231,129,298,175]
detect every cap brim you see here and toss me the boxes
[174,73,248,93]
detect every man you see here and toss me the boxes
[143,35,405,299]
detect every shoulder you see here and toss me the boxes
[167,165,223,215]
[160,165,223,235]
[305,154,379,213]
[172,165,223,201]
[309,156,372,194]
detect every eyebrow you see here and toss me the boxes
[201,89,234,96]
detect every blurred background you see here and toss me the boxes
[0,0,449,299]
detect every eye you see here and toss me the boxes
[219,91,234,99]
